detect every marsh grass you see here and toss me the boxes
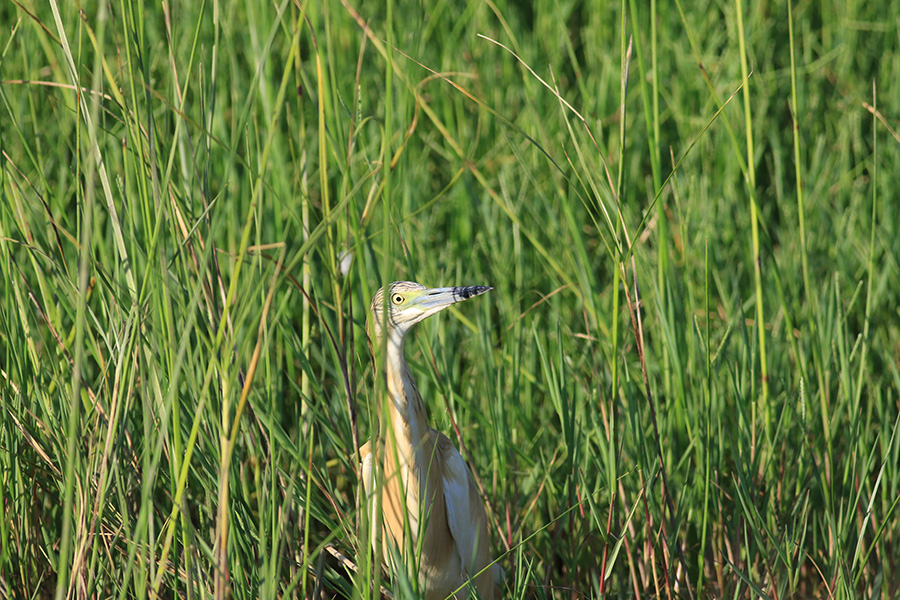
[2,0,899,598]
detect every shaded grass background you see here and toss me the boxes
[2,0,899,598]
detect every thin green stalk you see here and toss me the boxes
[697,238,712,593]
[787,1,811,316]
[47,2,93,596]
[853,82,877,423]
[788,0,830,463]
[371,1,395,597]
[735,0,769,452]
[629,0,669,397]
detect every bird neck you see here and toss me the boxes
[382,329,430,455]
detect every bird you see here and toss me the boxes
[359,281,501,600]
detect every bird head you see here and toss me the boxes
[368,281,492,344]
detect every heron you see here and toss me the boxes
[360,281,501,600]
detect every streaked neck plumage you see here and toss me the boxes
[377,325,430,454]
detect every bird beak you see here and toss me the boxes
[413,285,493,311]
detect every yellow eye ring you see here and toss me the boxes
[392,294,404,305]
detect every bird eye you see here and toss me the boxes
[391,294,404,305]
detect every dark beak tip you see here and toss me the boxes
[448,285,492,301]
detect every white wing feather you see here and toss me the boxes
[360,444,378,552]
[441,446,482,577]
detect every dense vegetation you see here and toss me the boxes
[2,0,898,598]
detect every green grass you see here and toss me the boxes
[2,0,899,598]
